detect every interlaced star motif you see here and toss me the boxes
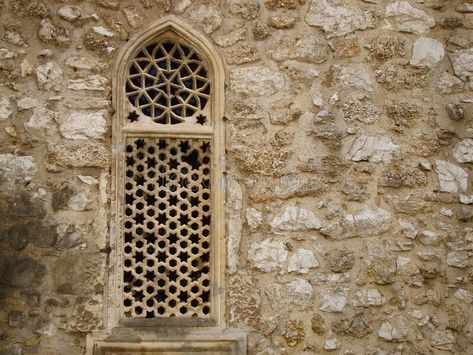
[125,41,211,125]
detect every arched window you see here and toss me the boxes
[108,17,224,328]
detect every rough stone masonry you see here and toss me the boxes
[0,0,473,354]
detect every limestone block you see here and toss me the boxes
[383,1,435,34]
[271,206,321,232]
[0,97,12,120]
[343,206,392,237]
[247,239,288,272]
[36,62,63,90]
[410,37,445,68]
[57,6,82,21]
[378,316,410,341]
[453,139,473,163]
[346,135,400,163]
[435,160,468,193]
[287,249,319,273]
[38,19,71,47]
[351,288,386,307]
[68,75,109,91]
[246,208,263,230]
[305,0,376,38]
[319,286,349,312]
[450,48,473,80]
[435,72,464,95]
[48,142,109,168]
[190,5,221,34]
[0,154,36,184]
[230,66,284,97]
[59,111,107,140]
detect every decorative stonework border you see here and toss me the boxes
[86,330,246,354]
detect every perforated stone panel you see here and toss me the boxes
[123,137,212,319]
[125,41,211,125]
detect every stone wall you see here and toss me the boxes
[0,0,472,354]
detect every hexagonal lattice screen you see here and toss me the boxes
[123,137,212,319]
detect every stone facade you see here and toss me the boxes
[0,0,473,354]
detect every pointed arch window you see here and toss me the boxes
[109,19,224,328]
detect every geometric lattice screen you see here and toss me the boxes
[123,137,212,319]
[125,41,210,125]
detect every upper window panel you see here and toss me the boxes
[125,41,211,125]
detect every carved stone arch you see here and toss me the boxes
[106,16,226,331]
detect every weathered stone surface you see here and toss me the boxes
[271,206,321,232]
[431,330,455,351]
[38,19,71,47]
[246,208,262,230]
[225,43,260,65]
[418,230,443,246]
[59,112,107,140]
[287,249,319,273]
[0,97,12,121]
[379,162,427,188]
[325,64,375,92]
[331,37,360,59]
[447,251,468,268]
[352,289,386,307]
[346,135,400,163]
[17,97,37,111]
[230,66,284,97]
[24,107,57,134]
[0,258,46,287]
[64,56,106,72]
[344,206,392,237]
[324,337,341,350]
[190,5,221,33]
[311,272,351,285]
[332,313,373,338]
[271,34,329,64]
[306,0,376,38]
[450,48,473,80]
[57,6,82,21]
[269,15,298,29]
[453,139,473,163]
[326,248,354,273]
[68,75,109,91]
[212,28,246,48]
[67,296,103,332]
[248,174,326,202]
[252,22,271,40]
[311,313,326,334]
[368,36,405,62]
[247,239,288,272]
[410,37,445,68]
[283,320,305,347]
[435,160,468,193]
[228,274,261,327]
[446,103,464,121]
[435,72,464,95]
[0,154,36,186]
[47,142,109,168]
[378,316,410,341]
[342,97,380,124]
[319,286,349,312]
[36,62,63,90]
[383,1,435,34]
[227,176,242,274]
[375,63,428,91]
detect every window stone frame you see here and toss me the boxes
[106,16,226,331]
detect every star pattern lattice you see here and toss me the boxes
[125,41,211,125]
